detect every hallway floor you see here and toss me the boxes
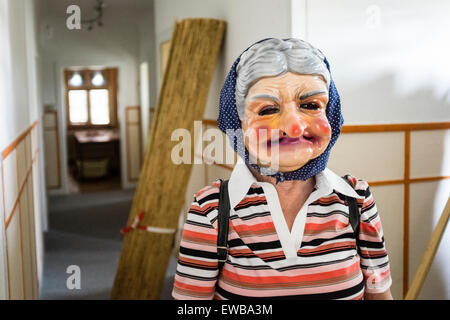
[40,189,177,300]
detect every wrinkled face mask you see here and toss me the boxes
[218,38,344,183]
[241,72,331,173]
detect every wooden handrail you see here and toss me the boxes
[405,196,450,300]
[1,121,38,159]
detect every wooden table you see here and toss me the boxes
[73,130,120,180]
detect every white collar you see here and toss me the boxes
[228,158,362,209]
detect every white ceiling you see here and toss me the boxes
[37,0,154,18]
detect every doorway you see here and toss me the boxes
[63,67,121,193]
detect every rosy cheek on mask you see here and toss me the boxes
[311,118,331,137]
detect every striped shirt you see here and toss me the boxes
[172,159,392,300]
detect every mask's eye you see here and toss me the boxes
[299,103,320,110]
[258,106,279,116]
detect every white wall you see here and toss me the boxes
[0,169,6,299]
[292,0,450,299]
[0,0,15,300]
[136,0,157,151]
[0,0,31,144]
[37,3,150,192]
[293,0,450,124]
[0,0,45,299]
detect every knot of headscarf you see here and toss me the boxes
[217,38,344,183]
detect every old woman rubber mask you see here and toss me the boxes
[242,72,331,173]
[236,38,332,174]
[218,38,343,182]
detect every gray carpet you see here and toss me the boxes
[40,189,177,300]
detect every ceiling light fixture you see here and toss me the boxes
[81,0,106,31]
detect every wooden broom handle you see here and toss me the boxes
[405,196,450,300]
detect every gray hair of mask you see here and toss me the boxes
[235,38,330,120]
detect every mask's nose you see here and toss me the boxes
[279,104,306,138]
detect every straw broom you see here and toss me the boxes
[111,18,226,300]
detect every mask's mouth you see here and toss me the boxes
[267,133,316,147]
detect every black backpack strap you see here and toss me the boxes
[342,175,361,255]
[217,179,230,272]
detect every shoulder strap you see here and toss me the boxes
[342,175,361,254]
[217,179,230,272]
